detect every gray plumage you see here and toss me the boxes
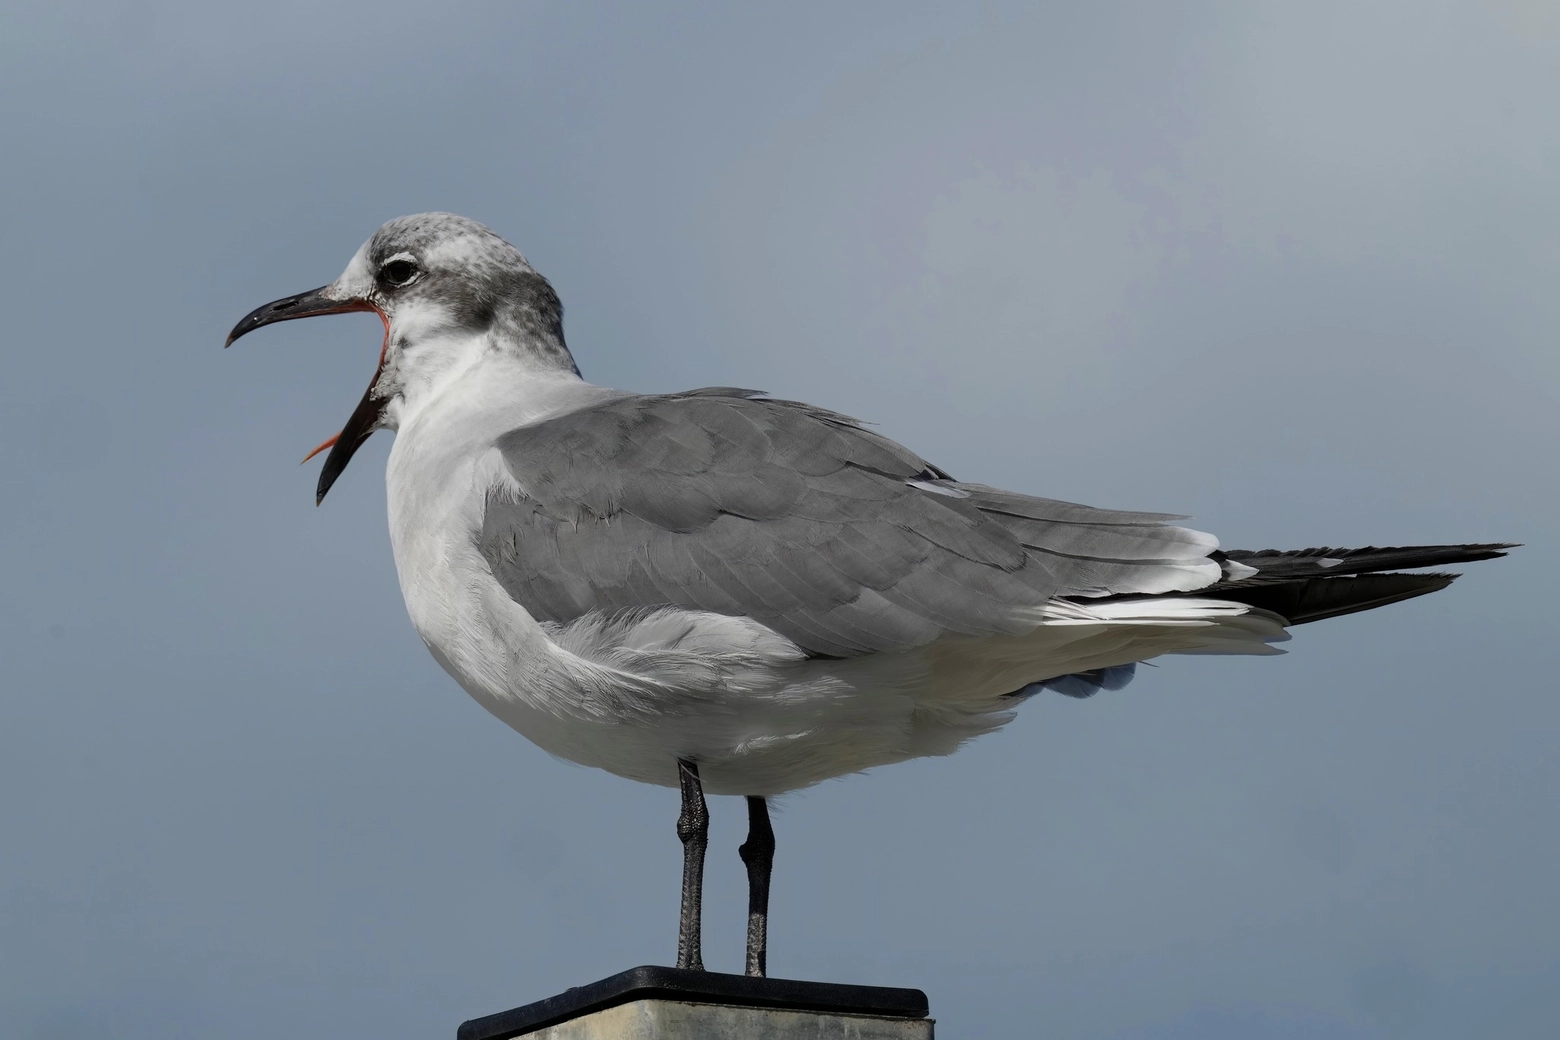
[478,387,1219,659]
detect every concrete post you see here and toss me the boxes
[516,998,932,1038]
[458,965,933,1040]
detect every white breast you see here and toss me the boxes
[384,358,633,742]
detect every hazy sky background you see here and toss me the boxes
[2,3,1556,1037]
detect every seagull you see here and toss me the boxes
[228,212,1510,978]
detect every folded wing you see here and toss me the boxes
[478,388,1223,657]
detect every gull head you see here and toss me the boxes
[226,212,575,504]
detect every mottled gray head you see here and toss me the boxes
[344,213,571,361]
[227,213,577,503]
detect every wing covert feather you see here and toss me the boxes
[478,389,1220,656]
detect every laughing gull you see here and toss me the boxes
[228,212,1510,977]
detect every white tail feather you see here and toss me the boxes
[924,596,1291,709]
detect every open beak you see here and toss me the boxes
[226,286,390,505]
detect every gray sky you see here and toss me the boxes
[1,2,1555,1037]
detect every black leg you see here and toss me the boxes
[739,795,775,977]
[675,759,709,971]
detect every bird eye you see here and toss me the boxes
[380,258,418,287]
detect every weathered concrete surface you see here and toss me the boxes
[525,998,934,1039]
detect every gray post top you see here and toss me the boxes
[523,999,934,1040]
[458,966,931,1040]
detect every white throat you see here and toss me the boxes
[378,311,583,434]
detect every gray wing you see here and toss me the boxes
[478,388,1220,657]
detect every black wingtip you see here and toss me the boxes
[1217,570,1470,625]
[1452,541,1520,562]
[1223,542,1518,578]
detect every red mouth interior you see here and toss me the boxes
[301,308,391,463]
